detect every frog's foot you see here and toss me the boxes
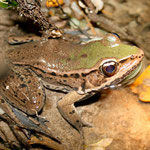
[35,114,49,125]
[57,91,91,133]
[30,108,49,124]
[11,106,60,142]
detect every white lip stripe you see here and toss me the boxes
[120,60,138,71]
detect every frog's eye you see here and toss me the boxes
[101,61,118,77]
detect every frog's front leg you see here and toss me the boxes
[57,91,91,133]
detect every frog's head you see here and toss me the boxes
[77,34,144,94]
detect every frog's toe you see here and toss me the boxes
[36,116,49,124]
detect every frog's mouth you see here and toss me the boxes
[119,61,143,86]
[108,61,143,89]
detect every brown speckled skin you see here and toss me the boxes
[6,37,144,94]
[0,66,45,115]
[0,34,144,133]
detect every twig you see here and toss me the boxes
[16,0,62,38]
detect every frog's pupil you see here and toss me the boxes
[106,65,115,73]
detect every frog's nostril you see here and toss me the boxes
[130,55,135,60]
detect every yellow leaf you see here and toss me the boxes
[130,65,150,102]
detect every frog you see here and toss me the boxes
[0,33,144,135]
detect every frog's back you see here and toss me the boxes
[6,37,140,72]
[6,39,82,71]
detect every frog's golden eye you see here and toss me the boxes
[101,61,118,77]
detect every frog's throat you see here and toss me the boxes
[79,49,144,94]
